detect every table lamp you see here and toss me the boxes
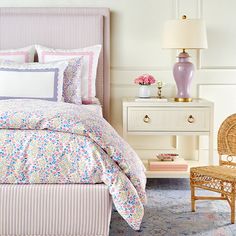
[162,15,207,102]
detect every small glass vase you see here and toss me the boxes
[139,85,151,98]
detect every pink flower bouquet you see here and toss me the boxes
[134,74,156,85]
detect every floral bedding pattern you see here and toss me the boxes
[0,99,146,230]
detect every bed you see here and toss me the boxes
[0,7,146,236]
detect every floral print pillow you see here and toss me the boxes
[63,57,83,104]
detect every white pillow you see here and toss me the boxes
[0,61,68,101]
[0,46,35,63]
[36,44,101,104]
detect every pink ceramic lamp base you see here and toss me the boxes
[173,51,194,102]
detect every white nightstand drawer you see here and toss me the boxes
[127,107,210,132]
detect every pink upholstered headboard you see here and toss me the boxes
[0,7,110,121]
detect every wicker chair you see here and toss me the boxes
[190,113,236,224]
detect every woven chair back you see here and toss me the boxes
[218,113,236,156]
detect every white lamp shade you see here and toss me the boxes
[162,18,208,49]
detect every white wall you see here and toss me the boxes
[1,0,236,163]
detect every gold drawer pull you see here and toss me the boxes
[143,115,150,123]
[188,115,195,123]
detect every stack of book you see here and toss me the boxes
[149,158,188,171]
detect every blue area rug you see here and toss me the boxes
[109,179,236,236]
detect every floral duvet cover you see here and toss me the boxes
[0,99,146,230]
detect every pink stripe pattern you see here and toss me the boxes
[0,184,112,236]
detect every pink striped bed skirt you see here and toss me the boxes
[0,184,112,236]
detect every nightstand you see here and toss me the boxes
[122,98,214,178]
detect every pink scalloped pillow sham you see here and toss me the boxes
[36,44,101,104]
[0,46,35,63]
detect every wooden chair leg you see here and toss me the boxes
[231,192,235,224]
[221,180,225,198]
[191,184,196,212]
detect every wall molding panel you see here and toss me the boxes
[198,84,236,150]
[197,0,202,18]
[176,0,201,19]
[199,0,236,69]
